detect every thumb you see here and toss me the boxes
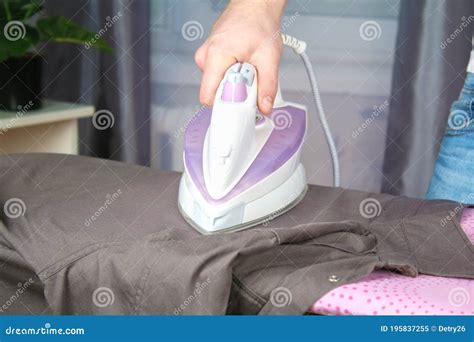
[254,52,281,115]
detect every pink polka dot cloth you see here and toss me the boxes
[311,208,474,315]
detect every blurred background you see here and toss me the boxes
[1,0,472,197]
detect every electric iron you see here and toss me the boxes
[178,34,340,234]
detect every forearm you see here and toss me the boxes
[228,1,287,13]
[227,0,287,25]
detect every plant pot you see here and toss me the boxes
[0,55,43,112]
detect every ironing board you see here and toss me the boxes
[311,208,474,315]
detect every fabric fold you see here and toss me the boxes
[0,153,472,316]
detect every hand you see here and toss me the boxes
[195,0,286,115]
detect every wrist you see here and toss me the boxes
[228,0,286,22]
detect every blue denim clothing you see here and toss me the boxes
[426,72,474,205]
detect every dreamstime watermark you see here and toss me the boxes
[3,21,26,41]
[448,287,470,308]
[269,11,300,43]
[271,109,293,130]
[173,105,208,139]
[3,198,26,219]
[181,20,204,41]
[173,277,211,314]
[270,287,292,308]
[262,207,285,227]
[92,287,115,307]
[359,20,382,41]
[0,101,35,135]
[447,109,471,130]
[262,185,303,226]
[359,198,382,219]
[0,278,34,313]
[441,16,474,49]
[85,11,122,49]
[352,100,389,139]
[84,189,122,227]
[92,109,115,130]
[5,322,85,336]
[440,192,474,227]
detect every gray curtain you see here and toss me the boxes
[42,0,150,165]
[382,0,473,197]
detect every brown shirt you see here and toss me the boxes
[0,154,472,315]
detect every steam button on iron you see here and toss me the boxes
[239,63,255,86]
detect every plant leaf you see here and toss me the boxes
[37,16,112,52]
[0,0,43,22]
[0,23,39,62]
[20,0,43,20]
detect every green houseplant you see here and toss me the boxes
[0,0,112,111]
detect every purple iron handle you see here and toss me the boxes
[221,80,248,102]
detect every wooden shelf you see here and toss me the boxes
[0,100,95,155]
[0,101,94,130]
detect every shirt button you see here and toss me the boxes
[328,275,340,283]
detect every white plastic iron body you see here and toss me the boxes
[178,62,308,234]
[204,63,273,199]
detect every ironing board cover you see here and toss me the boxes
[311,208,474,315]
